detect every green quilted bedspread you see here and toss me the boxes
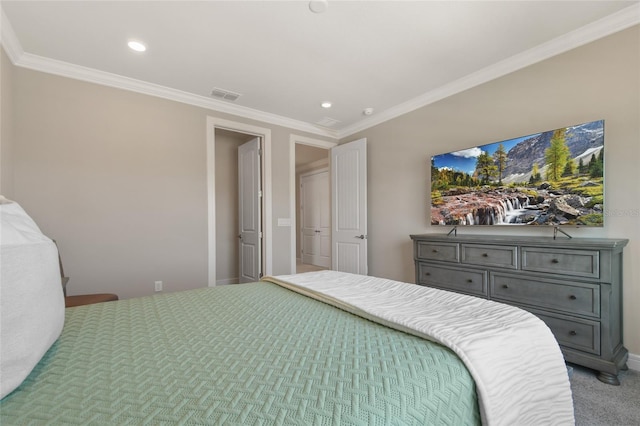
[0,283,479,425]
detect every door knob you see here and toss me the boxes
[355,235,366,239]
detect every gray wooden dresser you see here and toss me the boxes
[410,233,629,385]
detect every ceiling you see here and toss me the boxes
[2,1,639,139]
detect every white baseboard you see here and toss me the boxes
[627,352,640,371]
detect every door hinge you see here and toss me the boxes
[258,190,263,198]
[258,148,262,156]
[259,232,263,238]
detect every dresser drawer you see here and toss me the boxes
[521,247,599,279]
[415,241,459,263]
[461,244,517,269]
[417,262,487,296]
[490,273,600,318]
[531,310,600,355]
[411,234,629,383]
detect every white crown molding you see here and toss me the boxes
[3,4,638,141]
[16,52,338,138]
[1,6,337,139]
[0,7,24,63]
[337,3,640,139]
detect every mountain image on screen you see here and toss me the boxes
[430,120,604,226]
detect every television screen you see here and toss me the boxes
[430,120,604,226]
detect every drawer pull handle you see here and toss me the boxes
[432,249,438,253]
[569,331,577,336]
[569,295,577,300]
[425,272,431,276]
[482,253,488,257]
[551,259,559,264]
[466,279,473,283]
[502,284,509,289]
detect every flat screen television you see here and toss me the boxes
[430,119,604,227]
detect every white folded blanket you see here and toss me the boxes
[264,270,574,426]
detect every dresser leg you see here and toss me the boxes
[596,371,620,385]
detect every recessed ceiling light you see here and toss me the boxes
[309,0,328,14]
[321,101,332,108]
[127,40,147,52]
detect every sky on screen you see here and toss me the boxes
[432,134,539,174]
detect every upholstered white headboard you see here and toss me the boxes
[0,197,65,399]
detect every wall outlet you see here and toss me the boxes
[154,281,163,292]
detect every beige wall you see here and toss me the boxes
[12,69,211,299]
[343,26,640,355]
[1,49,14,197]
[4,54,333,299]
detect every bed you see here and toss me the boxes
[0,200,574,425]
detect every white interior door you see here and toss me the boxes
[301,170,330,268]
[331,138,367,275]
[238,137,261,283]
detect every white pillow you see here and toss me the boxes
[0,198,65,399]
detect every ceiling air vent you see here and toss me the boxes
[316,117,341,127]
[210,87,242,102]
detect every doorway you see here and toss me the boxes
[212,129,260,285]
[289,135,337,273]
[206,117,272,286]
[300,168,330,269]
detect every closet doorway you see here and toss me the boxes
[300,169,330,269]
[292,136,336,273]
